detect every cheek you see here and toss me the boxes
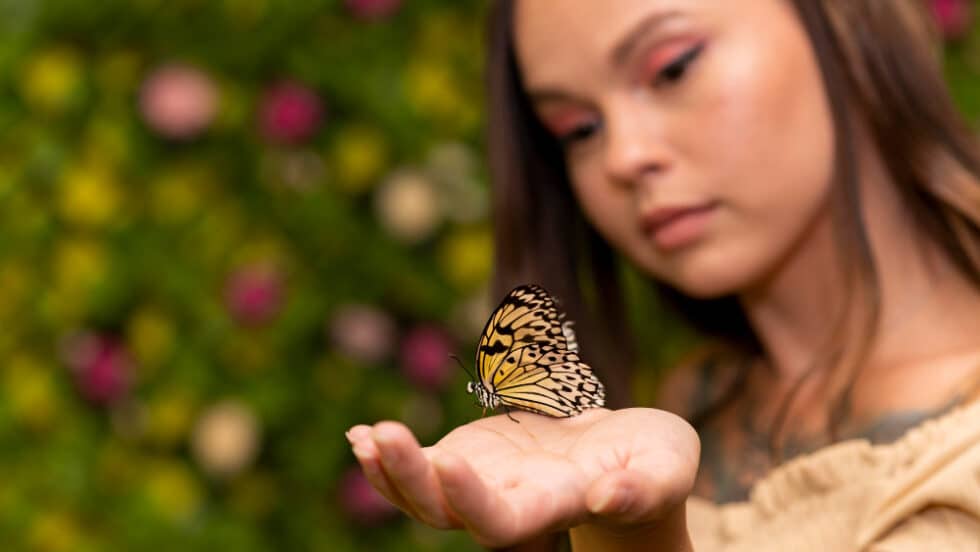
[685,26,835,277]
[704,24,835,210]
[568,169,637,250]
[647,23,836,296]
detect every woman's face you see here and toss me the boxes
[513,0,836,298]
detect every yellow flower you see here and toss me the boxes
[0,263,30,321]
[4,354,59,431]
[438,226,493,291]
[145,391,196,448]
[144,460,202,521]
[29,511,83,552]
[330,125,388,193]
[127,307,176,371]
[58,163,123,228]
[53,238,108,295]
[417,13,472,53]
[43,238,109,325]
[20,46,84,115]
[404,60,466,121]
[150,164,214,223]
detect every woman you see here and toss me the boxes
[347,0,980,549]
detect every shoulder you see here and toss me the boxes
[856,398,980,548]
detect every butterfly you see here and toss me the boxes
[460,284,606,419]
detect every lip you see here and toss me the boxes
[640,201,718,250]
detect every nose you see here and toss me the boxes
[602,101,669,187]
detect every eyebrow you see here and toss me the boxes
[527,9,683,104]
[609,9,683,68]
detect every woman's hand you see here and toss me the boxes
[346,407,699,550]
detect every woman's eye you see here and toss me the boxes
[655,43,704,85]
[558,122,599,147]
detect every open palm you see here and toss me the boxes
[346,407,699,548]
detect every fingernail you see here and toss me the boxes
[590,486,630,515]
[344,430,354,444]
[589,486,616,514]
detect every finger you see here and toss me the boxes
[345,424,373,446]
[350,437,415,516]
[373,422,458,529]
[585,469,684,524]
[433,451,521,547]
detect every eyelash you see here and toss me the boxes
[558,43,704,148]
[655,42,704,85]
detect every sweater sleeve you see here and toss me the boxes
[685,399,980,552]
[865,507,980,551]
[854,401,980,550]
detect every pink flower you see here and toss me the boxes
[931,0,973,40]
[329,304,397,364]
[224,263,285,326]
[345,0,403,20]
[338,467,398,525]
[140,63,218,140]
[400,326,454,390]
[258,81,323,144]
[62,332,132,406]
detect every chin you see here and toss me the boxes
[639,245,757,300]
[669,274,741,300]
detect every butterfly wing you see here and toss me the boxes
[494,352,606,417]
[475,284,605,417]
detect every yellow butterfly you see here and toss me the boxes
[461,284,605,419]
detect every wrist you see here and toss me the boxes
[568,501,692,552]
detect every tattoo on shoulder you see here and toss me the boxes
[693,392,968,504]
[845,396,962,445]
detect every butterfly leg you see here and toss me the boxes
[503,405,521,424]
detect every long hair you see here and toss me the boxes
[484,0,980,452]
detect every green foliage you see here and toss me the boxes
[0,1,976,550]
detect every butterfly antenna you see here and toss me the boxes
[449,353,476,381]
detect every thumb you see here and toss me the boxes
[585,469,689,525]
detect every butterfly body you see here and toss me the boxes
[466,284,606,418]
[466,380,499,414]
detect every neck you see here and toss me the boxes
[738,206,844,385]
[738,147,980,393]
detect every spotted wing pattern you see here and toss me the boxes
[472,284,605,417]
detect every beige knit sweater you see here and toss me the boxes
[687,398,980,551]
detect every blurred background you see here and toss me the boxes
[0,0,976,550]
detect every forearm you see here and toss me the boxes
[568,503,693,552]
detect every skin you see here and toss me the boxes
[348,0,980,549]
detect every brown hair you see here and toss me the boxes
[484,0,980,451]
